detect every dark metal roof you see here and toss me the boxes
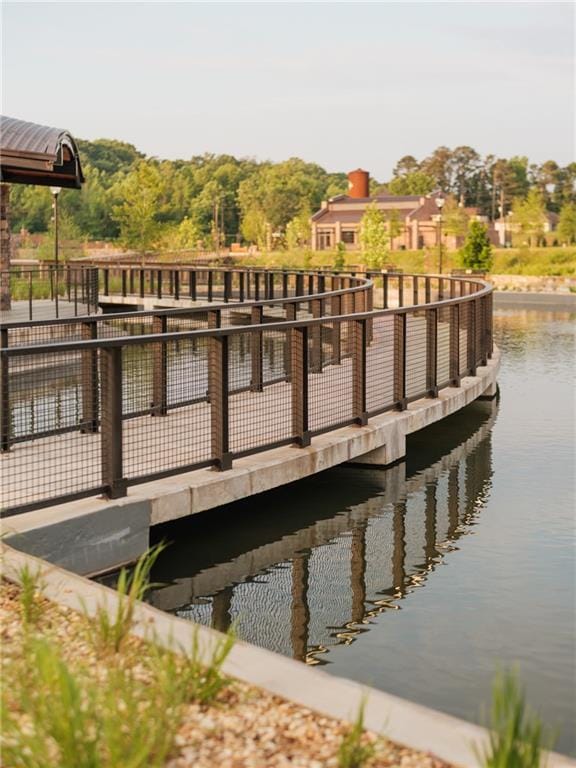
[0,115,84,188]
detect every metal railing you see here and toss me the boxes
[0,265,99,321]
[0,269,493,516]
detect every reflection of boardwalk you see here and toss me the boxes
[149,399,497,662]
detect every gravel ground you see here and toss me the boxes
[1,579,451,768]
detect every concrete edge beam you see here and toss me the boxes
[2,545,573,768]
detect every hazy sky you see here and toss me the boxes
[2,2,574,179]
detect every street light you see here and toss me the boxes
[50,186,62,268]
[435,195,445,273]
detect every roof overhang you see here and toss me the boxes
[0,116,84,189]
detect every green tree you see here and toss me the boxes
[460,221,492,271]
[285,209,311,250]
[241,208,268,250]
[386,209,403,250]
[387,171,435,196]
[557,202,576,244]
[512,190,547,246]
[334,241,346,271]
[443,198,470,240]
[111,162,164,251]
[360,204,389,269]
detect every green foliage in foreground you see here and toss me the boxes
[2,550,235,768]
[477,669,554,768]
[338,699,376,768]
[89,543,165,654]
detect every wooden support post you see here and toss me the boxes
[285,303,297,379]
[449,303,461,387]
[81,321,99,433]
[412,276,419,306]
[425,308,438,397]
[352,318,368,425]
[393,314,407,410]
[121,270,127,297]
[208,334,232,470]
[425,276,431,305]
[282,271,289,298]
[383,273,389,309]
[174,270,180,301]
[151,315,168,416]
[103,268,109,296]
[239,271,245,302]
[139,269,145,298]
[250,305,263,392]
[398,274,404,307]
[207,270,213,302]
[101,347,126,499]
[291,326,310,447]
[156,269,162,299]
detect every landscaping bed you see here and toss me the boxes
[1,577,450,768]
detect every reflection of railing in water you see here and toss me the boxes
[1,268,493,515]
[148,398,496,663]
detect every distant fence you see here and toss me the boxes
[0,268,493,516]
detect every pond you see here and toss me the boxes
[146,305,575,755]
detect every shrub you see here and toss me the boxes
[460,221,493,272]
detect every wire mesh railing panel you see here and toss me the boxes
[1,349,103,511]
[405,312,427,400]
[437,306,451,387]
[229,329,292,454]
[122,338,212,481]
[308,321,354,433]
[366,314,394,414]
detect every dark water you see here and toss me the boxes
[148,307,576,754]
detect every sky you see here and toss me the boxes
[2,2,574,180]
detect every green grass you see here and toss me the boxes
[88,543,165,654]
[2,547,236,768]
[18,564,44,629]
[337,699,376,768]
[477,669,554,768]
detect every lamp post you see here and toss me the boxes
[50,186,62,268]
[435,195,445,273]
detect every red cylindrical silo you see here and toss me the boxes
[347,169,370,198]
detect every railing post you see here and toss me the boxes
[209,334,232,470]
[449,303,461,387]
[308,274,314,295]
[291,326,310,447]
[282,271,289,298]
[239,271,245,302]
[1,328,10,452]
[285,303,297,379]
[121,270,127,297]
[296,272,304,298]
[189,270,197,301]
[467,300,477,376]
[412,276,419,306]
[393,313,407,411]
[254,271,260,301]
[250,305,263,392]
[157,269,162,299]
[486,292,493,359]
[207,270,213,302]
[224,271,232,303]
[438,277,445,301]
[174,270,180,301]
[398,275,404,307]
[268,272,275,300]
[479,296,488,366]
[103,268,110,296]
[129,268,135,295]
[425,276,431,305]
[310,298,323,373]
[81,321,99,433]
[139,268,145,298]
[151,315,168,416]
[352,318,368,425]
[382,273,389,309]
[425,308,438,397]
[101,346,126,499]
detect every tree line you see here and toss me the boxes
[8,139,576,251]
